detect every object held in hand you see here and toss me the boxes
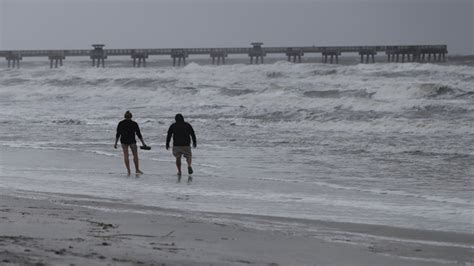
[140,145,151,150]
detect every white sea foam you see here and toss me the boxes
[1,60,473,234]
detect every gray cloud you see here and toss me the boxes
[0,0,472,54]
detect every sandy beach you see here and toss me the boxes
[0,192,471,266]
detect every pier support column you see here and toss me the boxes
[171,49,188,67]
[210,50,228,65]
[5,54,22,68]
[249,55,265,65]
[48,54,66,68]
[359,50,376,64]
[131,52,148,68]
[322,51,340,64]
[412,53,419,62]
[92,58,103,68]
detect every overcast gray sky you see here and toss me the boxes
[0,0,472,54]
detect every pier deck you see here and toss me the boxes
[0,44,448,68]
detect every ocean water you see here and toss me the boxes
[0,58,473,235]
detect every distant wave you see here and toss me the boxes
[417,83,466,98]
[1,78,31,86]
[52,119,83,125]
[220,87,255,96]
[304,89,375,99]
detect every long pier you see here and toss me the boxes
[0,43,447,68]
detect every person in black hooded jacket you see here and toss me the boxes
[166,113,197,176]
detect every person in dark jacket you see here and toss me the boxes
[114,111,147,176]
[166,113,197,176]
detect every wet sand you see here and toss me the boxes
[1,193,472,265]
[0,147,473,265]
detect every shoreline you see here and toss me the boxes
[1,147,473,264]
[1,191,472,265]
[9,188,474,248]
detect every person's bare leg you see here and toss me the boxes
[186,156,193,174]
[121,145,131,176]
[176,155,182,176]
[131,144,143,175]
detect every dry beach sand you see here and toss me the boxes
[0,147,473,265]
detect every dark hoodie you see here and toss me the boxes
[116,119,142,144]
[166,114,196,147]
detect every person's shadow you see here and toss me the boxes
[177,175,192,184]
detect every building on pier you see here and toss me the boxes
[249,42,266,64]
[90,44,107,68]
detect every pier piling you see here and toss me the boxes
[171,49,188,67]
[131,50,148,67]
[286,48,303,63]
[210,49,228,65]
[48,52,66,68]
[322,51,340,64]
[359,50,376,63]
[5,53,22,68]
